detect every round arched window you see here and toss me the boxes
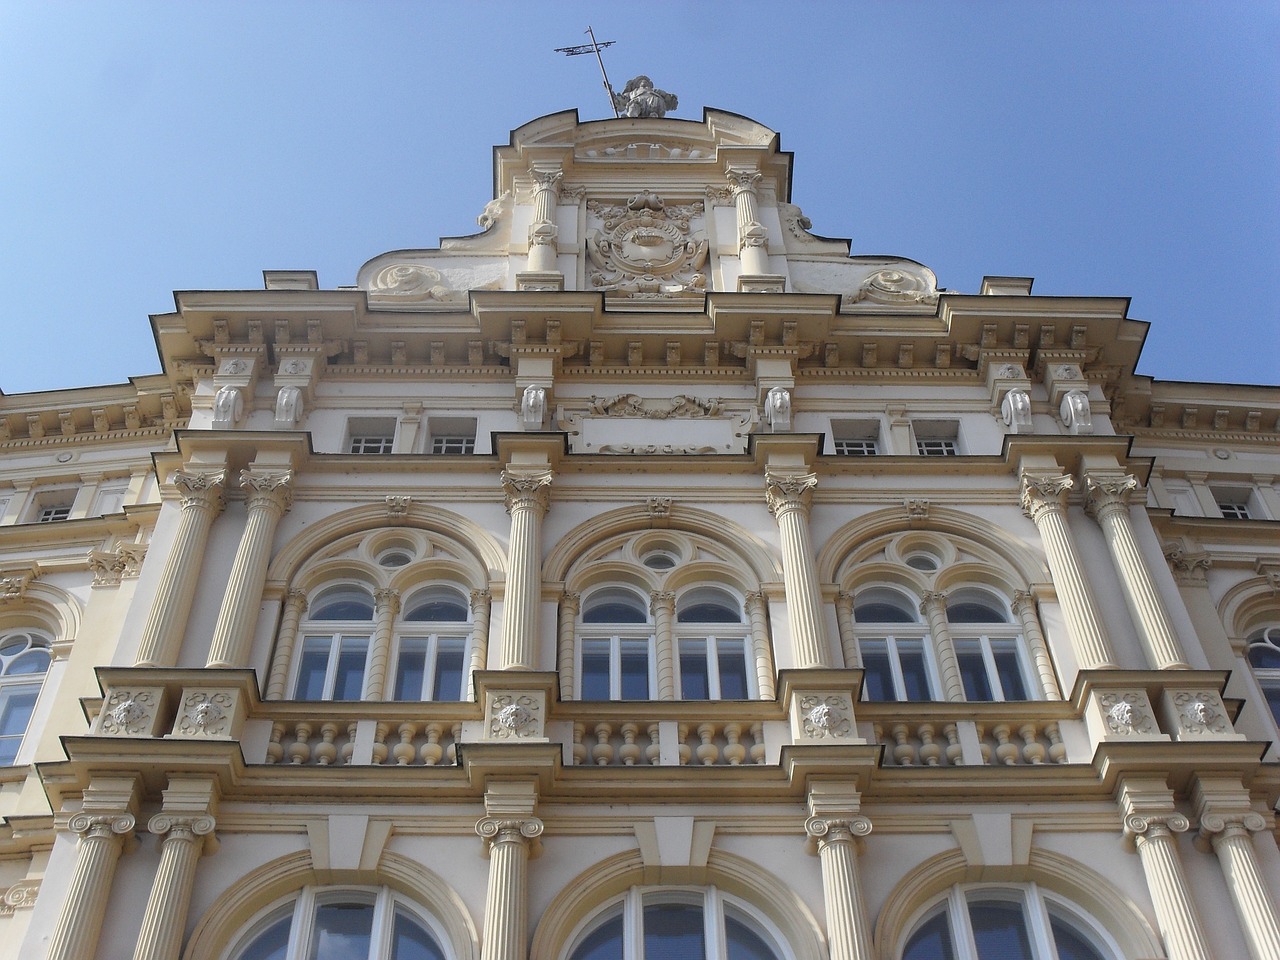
[294,587,377,700]
[394,587,472,702]
[0,631,52,766]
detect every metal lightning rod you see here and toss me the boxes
[554,26,620,118]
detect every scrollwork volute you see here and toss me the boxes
[1124,811,1191,841]
[148,813,217,840]
[67,812,136,841]
[804,815,873,845]
[475,816,544,852]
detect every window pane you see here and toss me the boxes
[903,912,955,960]
[581,641,611,700]
[680,643,710,700]
[404,599,469,622]
[968,900,1034,960]
[391,908,446,960]
[295,640,331,700]
[678,602,740,623]
[1249,646,1280,668]
[856,602,914,623]
[948,602,1005,624]
[958,650,993,701]
[862,647,894,701]
[434,641,465,702]
[570,913,624,960]
[644,903,704,960]
[620,642,649,700]
[993,647,1028,700]
[237,914,291,960]
[717,642,750,699]
[583,599,647,623]
[0,688,38,765]
[309,901,374,960]
[725,915,779,960]
[1264,682,1280,725]
[333,640,368,700]
[313,599,375,621]
[1049,914,1106,960]
[900,645,932,701]
[394,644,427,701]
[7,650,50,675]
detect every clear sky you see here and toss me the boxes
[1,2,1276,394]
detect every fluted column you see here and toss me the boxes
[466,589,492,702]
[1122,812,1211,960]
[134,470,225,667]
[920,591,963,701]
[476,816,544,960]
[132,814,216,960]
[1198,813,1280,960]
[47,812,136,960]
[651,591,677,700]
[834,591,859,669]
[363,588,400,700]
[727,168,771,275]
[265,589,308,699]
[556,592,579,701]
[806,815,874,960]
[1020,474,1117,669]
[765,471,830,668]
[1084,473,1190,669]
[526,168,563,273]
[500,470,552,670]
[206,470,293,668]
[1011,591,1062,699]
[745,591,776,699]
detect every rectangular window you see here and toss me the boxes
[393,636,467,701]
[427,417,477,455]
[0,685,40,766]
[347,417,397,454]
[954,636,1031,701]
[293,635,370,700]
[1213,489,1254,520]
[832,419,880,456]
[860,637,934,701]
[37,505,71,523]
[677,637,752,700]
[913,420,960,456]
[579,636,653,700]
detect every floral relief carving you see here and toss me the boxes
[849,268,939,305]
[174,691,235,738]
[1172,690,1232,735]
[368,264,464,302]
[99,690,159,737]
[589,394,720,418]
[586,191,708,298]
[1099,691,1158,736]
[87,544,147,585]
[799,694,852,739]
[488,694,543,739]
[0,880,39,915]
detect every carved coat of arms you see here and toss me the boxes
[586,190,709,298]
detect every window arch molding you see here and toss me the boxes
[184,850,479,960]
[872,849,1162,960]
[0,579,81,658]
[1218,574,1280,650]
[529,849,824,960]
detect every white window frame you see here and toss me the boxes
[0,632,52,766]
[912,419,961,457]
[676,634,755,701]
[426,416,478,455]
[36,504,71,523]
[577,633,656,701]
[1212,486,1257,520]
[292,631,372,700]
[347,417,397,455]
[831,419,881,457]
[951,631,1035,702]
[858,632,939,702]
[1246,625,1280,727]
[228,884,449,960]
[392,633,469,702]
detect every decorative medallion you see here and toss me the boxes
[586,191,708,298]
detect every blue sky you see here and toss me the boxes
[1,2,1276,393]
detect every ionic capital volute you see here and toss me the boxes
[804,814,872,854]
[67,812,136,843]
[475,815,544,857]
[1196,811,1268,850]
[148,812,218,854]
[1123,811,1191,844]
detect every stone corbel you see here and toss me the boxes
[987,357,1034,433]
[207,351,265,429]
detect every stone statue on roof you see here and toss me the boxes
[613,75,678,118]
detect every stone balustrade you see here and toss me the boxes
[569,718,767,767]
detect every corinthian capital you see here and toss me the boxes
[240,469,294,513]
[1019,473,1073,522]
[1083,472,1140,519]
[726,168,762,195]
[530,167,564,190]
[764,471,817,517]
[173,469,226,512]
[374,587,401,616]
[501,470,553,515]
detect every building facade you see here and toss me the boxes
[0,99,1277,960]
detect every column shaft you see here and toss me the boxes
[527,169,562,274]
[500,472,551,670]
[47,816,133,960]
[477,818,542,960]
[132,823,209,960]
[1086,475,1189,669]
[746,592,776,699]
[467,590,493,702]
[834,592,859,669]
[652,592,676,700]
[729,169,770,275]
[134,472,224,667]
[1130,823,1212,960]
[556,593,579,701]
[264,590,308,700]
[766,473,829,668]
[806,817,873,960]
[921,592,963,702]
[1012,592,1062,699]
[1021,475,1116,669]
[207,471,292,668]
[363,588,400,700]
[1202,818,1280,960]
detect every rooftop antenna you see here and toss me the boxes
[555,26,620,118]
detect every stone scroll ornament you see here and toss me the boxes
[587,190,708,297]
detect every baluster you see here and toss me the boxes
[444,722,462,764]
[943,723,963,766]
[918,722,942,766]
[314,722,339,766]
[891,723,917,766]
[695,723,719,765]
[723,723,746,765]
[339,722,357,765]
[266,721,286,764]
[287,722,313,765]
[420,723,444,766]
[645,723,662,766]
[976,723,993,765]
[592,722,615,766]
[1044,721,1067,764]
[993,723,1019,766]
[1019,722,1046,764]
[677,723,692,765]
[393,723,417,765]
[572,722,588,766]
[619,722,641,766]
[872,722,884,747]
[749,722,766,765]
[372,722,390,765]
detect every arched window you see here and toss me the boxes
[946,591,1032,702]
[676,588,753,700]
[293,587,375,700]
[568,887,783,960]
[903,884,1114,960]
[1246,624,1280,724]
[855,589,937,702]
[229,886,448,960]
[393,586,471,702]
[0,631,52,765]
[579,588,653,700]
